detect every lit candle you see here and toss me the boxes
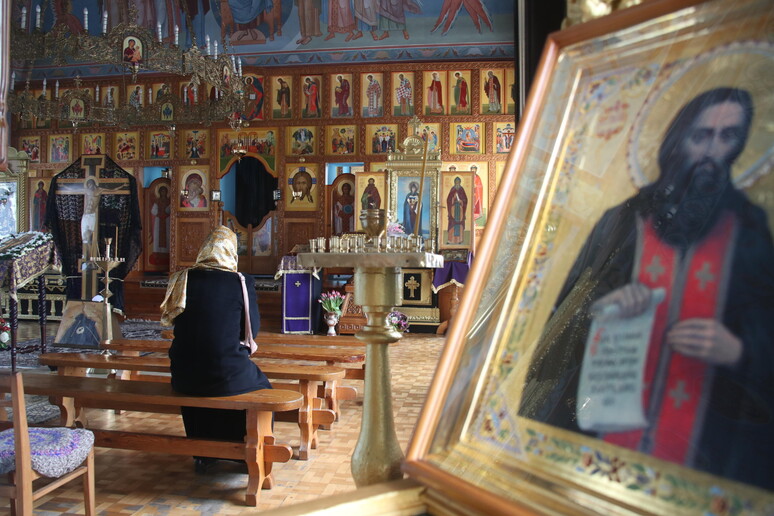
[183,86,188,104]
[238,57,243,76]
[102,11,108,34]
[35,5,41,30]
[205,35,211,56]
[20,7,26,30]
[230,55,236,72]
[95,85,100,101]
[55,80,59,98]
[174,25,179,46]
[42,77,46,96]
[213,41,218,59]
[156,22,162,43]
[83,8,88,32]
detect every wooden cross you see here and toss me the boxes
[404,275,420,298]
[408,115,422,136]
[55,155,131,299]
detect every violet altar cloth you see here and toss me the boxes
[274,256,322,334]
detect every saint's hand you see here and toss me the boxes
[592,282,651,318]
[666,318,742,366]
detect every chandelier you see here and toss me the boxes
[8,3,248,128]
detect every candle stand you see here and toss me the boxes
[297,209,443,486]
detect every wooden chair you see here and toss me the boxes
[0,371,95,516]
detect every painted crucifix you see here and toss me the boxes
[54,155,131,299]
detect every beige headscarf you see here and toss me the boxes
[160,226,239,326]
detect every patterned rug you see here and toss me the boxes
[4,395,61,424]
[0,319,169,369]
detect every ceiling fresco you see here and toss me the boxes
[13,0,515,79]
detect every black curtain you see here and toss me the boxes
[234,157,277,227]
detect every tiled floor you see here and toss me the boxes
[2,323,445,515]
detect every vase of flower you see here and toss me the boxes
[324,312,340,336]
[319,291,345,336]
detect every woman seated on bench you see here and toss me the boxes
[160,225,271,473]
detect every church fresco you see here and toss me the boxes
[22,0,514,78]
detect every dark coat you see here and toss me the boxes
[169,269,271,397]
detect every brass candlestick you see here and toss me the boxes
[296,250,443,487]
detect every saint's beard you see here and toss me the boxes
[650,157,732,248]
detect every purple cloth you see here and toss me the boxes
[433,253,472,292]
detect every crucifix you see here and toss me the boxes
[54,155,131,299]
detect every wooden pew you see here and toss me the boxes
[0,372,303,506]
[162,329,365,347]
[39,352,342,460]
[103,338,363,415]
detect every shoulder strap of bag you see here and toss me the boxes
[237,273,258,354]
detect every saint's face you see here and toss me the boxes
[294,176,309,193]
[683,101,746,169]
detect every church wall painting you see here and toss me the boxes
[406,1,774,514]
[147,131,172,160]
[126,84,145,109]
[388,169,438,241]
[419,123,442,153]
[242,74,266,121]
[114,132,139,161]
[301,75,322,119]
[48,134,72,163]
[330,73,354,118]
[480,68,505,115]
[448,70,472,115]
[494,121,516,154]
[505,68,517,115]
[450,122,484,154]
[392,71,415,116]
[365,124,397,155]
[144,177,172,272]
[286,164,319,212]
[361,72,384,118]
[355,169,387,231]
[179,166,209,211]
[181,129,208,160]
[272,75,293,119]
[28,177,50,231]
[101,84,118,108]
[331,173,356,236]
[424,71,448,115]
[20,136,41,163]
[24,1,514,81]
[287,126,317,156]
[439,171,474,249]
[80,133,105,156]
[326,125,356,155]
[216,128,277,174]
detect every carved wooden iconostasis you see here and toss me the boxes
[13,61,515,280]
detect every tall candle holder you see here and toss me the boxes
[89,237,125,342]
[297,234,443,487]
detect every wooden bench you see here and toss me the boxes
[103,338,363,415]
[0,372,303,506]
[161,329,365,347]
[39,352,342,459]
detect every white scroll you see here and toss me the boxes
[576,288,666,433]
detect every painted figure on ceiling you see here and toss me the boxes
[353,0,379,40]
[325,0,356,41]
[375,0,421,40]
[432,0,493,35]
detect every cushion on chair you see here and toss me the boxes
[0,428,95,478]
